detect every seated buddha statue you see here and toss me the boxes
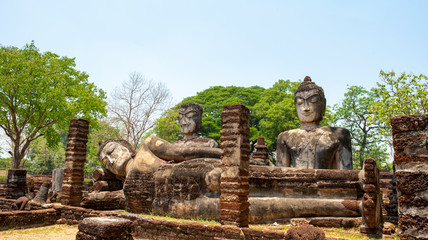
[276,76,352,170]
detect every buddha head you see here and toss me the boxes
[179,103,202,138]
[294,76,326,126]
[97,139,135,177]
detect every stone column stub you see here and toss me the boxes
[219,104,250,227]
[6,169,27,199]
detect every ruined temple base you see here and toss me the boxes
[266,217,362,229]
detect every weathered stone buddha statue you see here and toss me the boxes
[276,76,352,169]
[98,103,221,177]
[175,103,218,148]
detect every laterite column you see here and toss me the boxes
[6,169,27,199]
[219,104,250,227]
[360,158,383,235]
[391,114,428,240]
[61,119,89,206]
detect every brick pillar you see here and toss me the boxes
[360,158,383,235]
[61,119,89,206]
[391,114,428,240]
[6,169,27,199]
[219,104,250,227]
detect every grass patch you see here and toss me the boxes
[118,210,220,226]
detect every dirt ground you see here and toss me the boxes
[0,225,148,240]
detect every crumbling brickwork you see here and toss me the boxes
[251,136,269,165]
[123,169,155,213]
[391,114,428,240]
[220,104,250,227]
[61,119,89,206]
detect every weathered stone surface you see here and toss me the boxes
[77,216,133,239]
[6,169,27,199]
[32,181,50,203]
[390,114,428,134]
[360,158,383,235]
[393,114,428,240]
[0,209,57,230]
[93,180,123,193]
[52,168,64,193]
[81,190,126,210]
[123,170,154,213]
[285,225,326,240]
[276,77,352,170]
[92,168,117,181]
[396,171,428,195]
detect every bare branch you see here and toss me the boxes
[108,72,172,149]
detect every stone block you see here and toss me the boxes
[390,114,428,134]
[77,216,133,239]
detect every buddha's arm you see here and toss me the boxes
[146,136,222,161]
[276,133,291,167]
[336,129,353,170]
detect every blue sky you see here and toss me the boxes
[1,0,427,107]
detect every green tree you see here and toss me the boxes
[371,70,428,140]
[27,137,65,175]
[253,80,301,153]
[0,42,107,169]
[153,85,265,143]
[333,86,389,170]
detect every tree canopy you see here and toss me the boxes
[333,86,389,170]
[0,42,107,168]
[253,80,300,152]
[370,70,428,140]
[153,85,265,144]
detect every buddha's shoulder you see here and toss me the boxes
[318,126,350,136]
[278,129,306,139]
[318,127,351,146]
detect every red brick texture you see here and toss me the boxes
[61,119,90,206]
[220,105,250,228]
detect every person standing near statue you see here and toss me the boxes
[276,76,352,169]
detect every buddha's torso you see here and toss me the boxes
[279,126,347,169]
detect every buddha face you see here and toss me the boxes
[295,89,324,124]
[98,141,133,176]
[179,106,201,136]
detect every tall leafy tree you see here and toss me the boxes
[27,136,65,175]
[333,86,389,170]
[253,80,300,153]
[371,70,428,140]
[153,85,265,143]
[0,42,107,168]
